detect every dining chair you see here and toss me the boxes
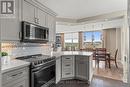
[95,48,107,68]
[110,49,118,68]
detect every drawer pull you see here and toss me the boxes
[11,72,23,77]
[65,64,70,66]
[65,73,71,75]
[65,58,71,59]
[19,85,23,87]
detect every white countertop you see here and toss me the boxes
[52,51,93,58]
[1,59,30,73]
[1,51,92,73]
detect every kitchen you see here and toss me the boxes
[0,0,129,87]
[0,0,93,87]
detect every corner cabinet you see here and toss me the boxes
[75,55,90,80]
[60,55,93,83]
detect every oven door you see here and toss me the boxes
[32,64,55,87]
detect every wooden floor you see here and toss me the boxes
[56,76,128,87]
[93,60,123,81]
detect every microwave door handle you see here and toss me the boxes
[31,25,36,39]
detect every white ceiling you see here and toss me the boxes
[37,0,127,19]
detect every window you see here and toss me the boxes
[64,33,79,51]
[83,31,102,49]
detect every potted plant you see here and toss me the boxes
[1,52,9,65]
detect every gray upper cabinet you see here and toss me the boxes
[37,9,46,27]
[1,0,56,42]
[1,0,20,41]
[22,0,56,43]
[22,0,35,24]
[22,1,47,26]
[46,14,56,42]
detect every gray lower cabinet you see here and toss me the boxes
[61,55,93,83]
[61,56,75,79]
[56,57,61,84]
[3,78,28,87]
[2,67,29,87]
[75,55,89,80]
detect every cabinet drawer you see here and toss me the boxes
[63,64,72,67]
[3,78,29,87]
[2,67,29,85]
[62,68,73,78]
[62,56,74,61]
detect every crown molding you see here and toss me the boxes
[56,18,77,23]
[56,10,126,24]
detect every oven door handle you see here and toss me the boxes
[32,64,55,73]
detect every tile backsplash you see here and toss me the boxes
[1,42,53,58]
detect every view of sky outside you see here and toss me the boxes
[84,31,102,42]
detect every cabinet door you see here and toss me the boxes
[76,56,89,80]
[3,79,29,87]
[56,57,61,84]
[61,56,75,78]
[22,0,35,23]
[1,0,20,41]
[46,14,56,42]
[37,9,46,27]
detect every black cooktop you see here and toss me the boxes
[16,54,56,67]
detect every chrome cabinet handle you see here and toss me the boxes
[65,64,70,66]
[34,18,37,23]
[37,18,39,24]
[65,73,71,75]
[65,58,71,59]
[11,72,23,77]
[19,85,23,87]
[19,32,22,39]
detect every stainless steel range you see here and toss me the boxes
[16,54,56,87]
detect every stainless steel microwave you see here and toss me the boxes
[21,21,49,43]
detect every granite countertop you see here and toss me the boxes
[52,51,93,58]
[1,59,30,73]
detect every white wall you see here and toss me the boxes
[56,19,123,33]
